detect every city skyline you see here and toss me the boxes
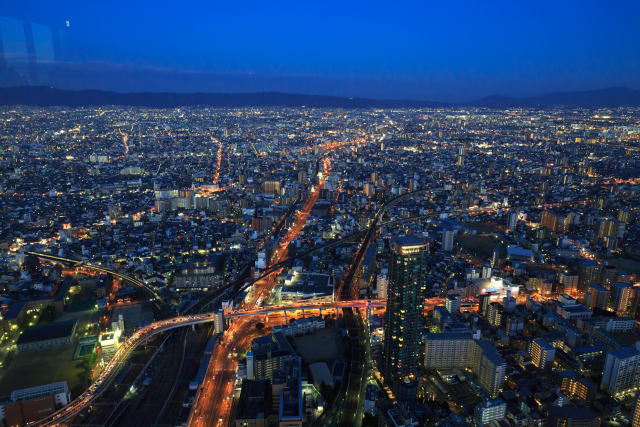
[1,2,640,427]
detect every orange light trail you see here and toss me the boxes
[190,158,330,427]
[212,137,222,185]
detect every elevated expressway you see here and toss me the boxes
[30,299,386,426]
[23,251,169,308]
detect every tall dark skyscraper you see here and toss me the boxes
[383,235,429,395]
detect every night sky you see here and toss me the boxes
[1,0,639,101]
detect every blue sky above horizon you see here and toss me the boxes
[0,0,639,101]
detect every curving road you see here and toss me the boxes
[24,252,170,309]
[29,299,385,426]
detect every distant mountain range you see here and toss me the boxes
[0,86,639,109]
[471,87,640,108]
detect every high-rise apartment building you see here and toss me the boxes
[478,293,492,316]
[490,248,499,268]
[619,209,632,224]
[376,268,389,299]
[578,259,602,292]
[481,264,492,279]
[529,338,555,369]
[507,211,518,232]
[383,236,428,393]
[214,309,225,335]
[599,218,618,239]
[559,371,596,402]
[611,282,632,314]
[442,230,454,252]
[541,211,565,233]
[584,284,610,311]
[247,333,297,381]
[424,333,506,398]
[263,180,281,195]
[559,272,579,295]
[486,302,503,327]
[632,391,640,427]
[601,265,617,287]
[601,346,640,396]
[445,295,460,314]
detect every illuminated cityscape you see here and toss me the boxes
[0,104,637,427]
[0,2,640,426]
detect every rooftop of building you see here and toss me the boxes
[533,338,554,350]
[579,258,600,267]
[16,320,76,345]
[476,398,506,409]
[11,381,69,401]
[250,331,296,360]
[609,345,640,359]
[612,281,631,288]
[549,405,599,420]
[588,283,609,292]
[506,246,533,257]
[476,339,507,366]
[424,332,473,341]
[391,235,428,253]
[237,379,272,419]
[3,395,57,426]
[279,270,333,297]
[560,304,591,313]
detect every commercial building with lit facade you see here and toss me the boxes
[277,269,333,302]
[470,276,520,300]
